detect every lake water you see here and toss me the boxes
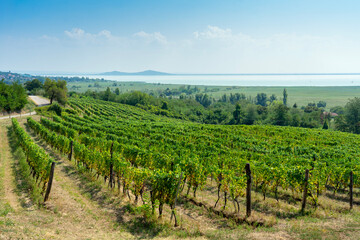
[46,74,360,86]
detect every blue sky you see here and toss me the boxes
[1,0,360,73]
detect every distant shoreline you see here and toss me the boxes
[42,73,360,87]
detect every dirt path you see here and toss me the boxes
[28,95,50,106]
[0,112,36,120]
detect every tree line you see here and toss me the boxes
[0,78,68,115]
[0,80,28,114]
[76,86,360,135]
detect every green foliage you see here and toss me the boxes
[0,80,28,113]
[243,105,257,125]
[61,98,360,209]
[232,103,244,124]
[104,87,112,101]
[118,91,154,106]
[195,93,212,108]
[48,103,63,116]
[330,106,344,115]
[344,97,360,134]
[161,101,169,110]
[35,103,63,117]
[283,88,288,106]
[323,120,329,129]
[269,94,277,103]
[12,118,54,188]
[44,78,68,105]
[317,101,327,108]
[24,79,43,93]
[270,102,289,126]
[255,93,267,106]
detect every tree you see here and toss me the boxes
[317,101,327,108]
[0,80,27,114]
[12,82,28,111]
[322,120,329,129]
[244,105,257,125]
[304,103,319,113]
[255,93,267,106]
[269,94,277,103]
[115,88,120,95]
[289,108,301,127]
[195,93,212,108]
[43,78,68,105]
[270,102,289,126]
[283,88,288,106]
[161,101,169,110]
[233,104,244,124]
[104,87,111,101]
[330,106,344,115]
[24,79,43,92]
[344,97,360,134]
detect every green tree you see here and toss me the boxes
[232,103,244,124]
[0,80,27,114]
[269,94,277,103]
[12,82,28,111]
[244,105,257,125]
[330,106,344,115]
[255,93,267,106]
[322,120,329,129]
[44,78,67,105]
[270,102,289,126]
[104,87,111,101]
[283,88,288,106]
[161,101,169,110]
[317,101,327,108]
[115,88,120,95]
[344,97,360,133]
[289,108,301,127]
[24,79,43,92]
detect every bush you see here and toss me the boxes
[48,103,62,116]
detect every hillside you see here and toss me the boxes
[2,97,360,239]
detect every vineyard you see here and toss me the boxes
[24,98,360,220]
[4,97,360,239]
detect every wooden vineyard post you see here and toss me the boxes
[109,142,114,188]
[350,171,353,210]
[301,169,309,213]
[68,140,73,161]
[44,162,55,202]
[245,163,252,218]
[171,172,183,227]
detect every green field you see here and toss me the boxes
[67,81,360,109]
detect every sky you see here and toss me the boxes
[1,0,360,74]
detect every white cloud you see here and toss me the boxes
[65,28,86,39]
[134,31,168,45]
[194,25,233,39]
[18,26,360,73]
[64,28,115,41]
[40,35,59,41]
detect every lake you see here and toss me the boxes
[46,74,360,86]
